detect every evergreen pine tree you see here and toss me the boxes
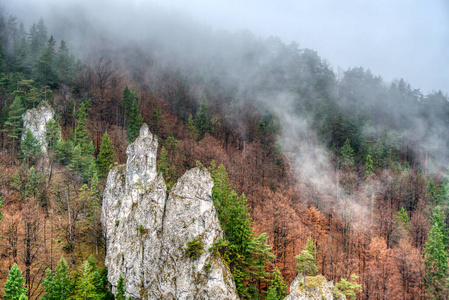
[3,96,25,140]
[150,104,165,135]
[295,250,318,286]
[42,257,72,300]
[122,86,135,118]
[3,263,28,300]
[424,206,448,297]
[158,146,175,191]
[0,39,6,72]
[56,40,75,85]
[335,274,362,300]
[305,237,318,275]
[97,132,115,178]
[186,114,199,141]
[34,35,56,87]
[3,96,25,157]
[127,100,143,143]
[115,274,126,300]
[75,102,91,153]
[427,178,436,203]
[0,103,9,128]
[69,145,83,174]
[397,207,410,231]
[364,154,374,178]
[45,119,61,151]
[266,267,288,300]
[28,23,40,60]
[195,99,210,139]
[73,257,105,300]
[13,37,30,74]
[122,86,143,143]
[210,161,274,299]
[340,138,355,170]
[372,138,385,168]
[19,129,41,164]
[36,18,48,52]
[436,182,449,207]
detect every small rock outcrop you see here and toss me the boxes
[22,101,55,153]
[284,275,345,300]
[102,124,239,300]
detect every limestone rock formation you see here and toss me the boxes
[102,124,239,300]
[22,101,54,153]
[284,275,346,300]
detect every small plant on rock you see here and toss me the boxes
[185,238,204,259]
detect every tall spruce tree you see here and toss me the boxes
[19,129,41,164]
[157,146,175,191]
[122,86,143,143]
[195,99,210,139]
[295,250,318,286]
[210,161,274,299]
[56,40,74,85]
[426,178,436,203]
[115,274,126,300]
[41,257,73,300]
[3,263,28,300]
[2,96,25,157]
[305,237,318,276]
[73,257,105,300]
[45,119,61,151]
[35,36,56,87]
[340,138,355,169]
[0,103,9,128]
[97,132,114,178]
[436,182,449,207]
[127,100,143,143]
[423,206,448,297]
[364,154,374,178]
[266,267,288,300]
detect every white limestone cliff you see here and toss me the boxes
[101,124,239,299]
[22,101,54,153]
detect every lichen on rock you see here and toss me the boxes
[101,124,239,300]
[21,101,55,153]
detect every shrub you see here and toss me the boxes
[185,238,204,259]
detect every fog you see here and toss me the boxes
[5,0,447,93]
[156,0,449,94]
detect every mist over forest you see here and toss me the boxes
[0,1,448,299]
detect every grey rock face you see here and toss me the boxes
[284,275,345,300]
[102,124,238,300]
[22,102,55,153]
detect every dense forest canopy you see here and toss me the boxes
[0,2,448,299]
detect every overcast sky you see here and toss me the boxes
[154,0,449,94]
[3,0,449,94]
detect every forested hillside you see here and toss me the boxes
[0,8,448,300]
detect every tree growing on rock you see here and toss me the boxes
[295,250,318,286]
